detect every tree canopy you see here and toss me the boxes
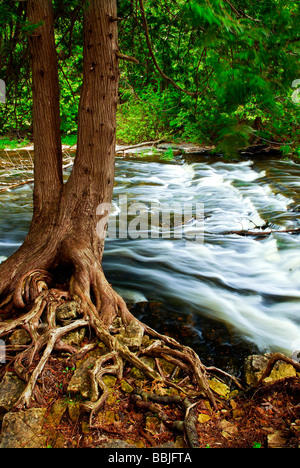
[0,0,300,155]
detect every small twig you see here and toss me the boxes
[155,357,166,378]
[218,227,300,237]
[116,52,139,64]
[206,366,244,390]
[0,179,34,193]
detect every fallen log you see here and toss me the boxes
[115,139,164,153]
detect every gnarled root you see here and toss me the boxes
[0,257,223,435]
[132,389,199,448]
[82,351,123,427]
[255,352,300,387]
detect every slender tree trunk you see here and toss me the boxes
[0,0,63,307]
[28,0,63,222]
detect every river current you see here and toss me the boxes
[1,150,300,373]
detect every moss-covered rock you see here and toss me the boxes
[103,375,117,388]
[0,372,26,422]
[0,408,48,448]
[244,354,297,386]
[121,380,134,393]
[208,378,230,399]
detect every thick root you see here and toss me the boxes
[132,389,199,448]
[0,258,224,442]
[255,353,300,387]
[82,351,124,426]
[0,269,54,312]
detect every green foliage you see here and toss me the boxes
[160,147,174,161]
[116,0,300,154]
[0,0,299,157]
[117,87,173,144]
[62,134,77,147]
[0,138,30,150]
[253,442,262,448]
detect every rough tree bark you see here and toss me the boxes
[0,0,122,321]
[0,0,219,432]
[0,0,64,309]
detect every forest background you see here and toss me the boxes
[0,0,300,158]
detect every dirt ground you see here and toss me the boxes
[33,356,300,449]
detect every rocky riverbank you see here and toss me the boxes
[0,333,299,448]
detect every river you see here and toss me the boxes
[1,148,300,374]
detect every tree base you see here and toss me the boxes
[0,257,229,446]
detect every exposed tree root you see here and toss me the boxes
[0,262,229,443]
[82,351,124,427]
[255,352,300,387]
[132,389,199,448]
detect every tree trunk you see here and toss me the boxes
[61,0,119,272]
[0,0,121,323]
[53,0,121,324]
[0,0,63,308]
[28,0,63,220]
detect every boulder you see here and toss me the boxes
[67,355,96,399]
[244,354,297,386]
[0,372,26,422]
[116,319,144,351]
[56,301,80,323]
[67,346,110,398]
[8,329,31,346]
[0,398,72,449]
[208,378,230,399]
[0,408,48,448]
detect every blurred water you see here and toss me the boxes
[1,151,300,371]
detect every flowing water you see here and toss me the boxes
[1,149,300,374]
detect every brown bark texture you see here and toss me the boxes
[0,0,120,318]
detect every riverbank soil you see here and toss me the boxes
[0,349,299,448]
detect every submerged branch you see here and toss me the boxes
[0,179,34,193]
[219,227,300,237]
